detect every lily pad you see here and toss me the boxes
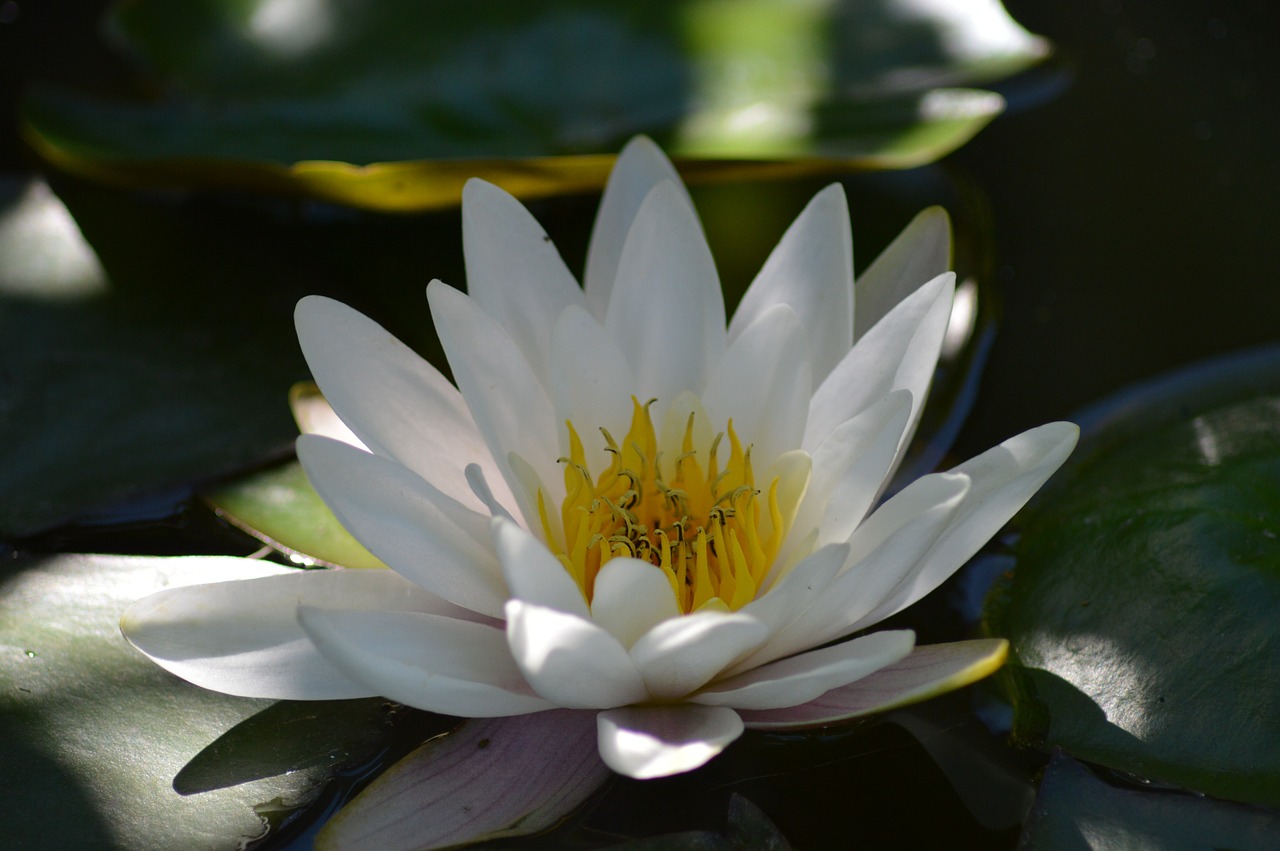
[987,344,1280,807]
[0,554,335,849]
[1019,753,1280,851]
[23,0,1048,209]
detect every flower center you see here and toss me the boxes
[537,398,794,613]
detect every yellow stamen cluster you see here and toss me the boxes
[538,398,790,613]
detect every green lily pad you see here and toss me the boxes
[987,345,1280,807]
[23,0,1047,209]
[1020,753,1280,851]
[0,554,332,849]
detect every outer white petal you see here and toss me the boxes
[491,517,589,619]
[729,183,854,384]
[737,543,847,645]
[505,600,648,708]
[299,608,552,716]
[590,558,681,649]
[121,567,465,700]
[630,611,768,700]
[297,434,507,618]
[854,206,952,340]
[605,181,726,412]
[428,280,563,521]
[290,384,367,449]
[702,303,811,470]
[462,178,586,388]
[584,135,690,318]
[294,296,510,513]
[549,305,636,473]
[316,711,606,851]
[693,630,915,711]
[843,421,1080,631]
[597,705,744,779]
[805,272,955,462]
[740,639,1008,729]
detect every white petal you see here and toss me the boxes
[462,178,586,388]
[299,608,552,716]
[505,600,648,708]
[805,272,955,463]
[694,630,915,711]
[776,390,910,570]
[703,303,811,470]
[843,421,1079,631]
[630,611,768,699]
[597,705,744,779]
[294,296,510,513]
[854,206,951,339]
[428,280,562,524]
[491,517,589,619]
[121,567,464,700]
[738,543,847,644]
[740,639,1008,729]
[657,390,714,459]
[548,304,636,473]
[729,183,854,383]
[584,136,689,319]
[605,181,726,406]
[289,384,367,449]
[297,434,507,618]
[590,558,680,649]
[316,711,606,851]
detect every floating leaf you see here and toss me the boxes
[24,0,1048,209]
[988,344,1280,807]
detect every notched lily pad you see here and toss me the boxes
[987,344,1280,807]
[24,0,1048,209]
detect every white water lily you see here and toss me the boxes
[123,137,1075,785]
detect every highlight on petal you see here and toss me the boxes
[584,135,690,318]
[121,564,460,700]
[297,434,508,618]
[693,630,915,711]
[854,206,952,340]
[590,557,681,649]
[316,711,607,851]
[505,600,648,709]
[289,382,367,449]
[491,517,589,619]
[294,295,509,513]
[631,610,769,700]
[729,183,854,383]
[462,178,586,388]
[739,639,1009,729]
[298,608,553,717]
[597,704,745,779]
[605,181,726,411]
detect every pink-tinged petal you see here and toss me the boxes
[805,272,955,465]
[549,305,636,473]
[121,565,460,700]
[630,611,768,700]
[694,630,915,711]
[703,304,811,471]
[506,600,648,708]
[427,280,562,523]
[492,517,589,619]
[854,206,952,340]
[316,711,606,851]
[298,608,552,716]
[462,178,586,388]
[729,183,854,384]
[605,181,726,411]
[294,296,510,513]
[591,558,681,649]
[297,434,507,618]
[289,383,367,449]
[585,135,689,319]
[843,421,1079,632]
[597,704,745,779]
[740,639,1008,729]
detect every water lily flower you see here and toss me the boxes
[123,138,1075,795]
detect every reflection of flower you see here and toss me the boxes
[124,138,1074,787]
